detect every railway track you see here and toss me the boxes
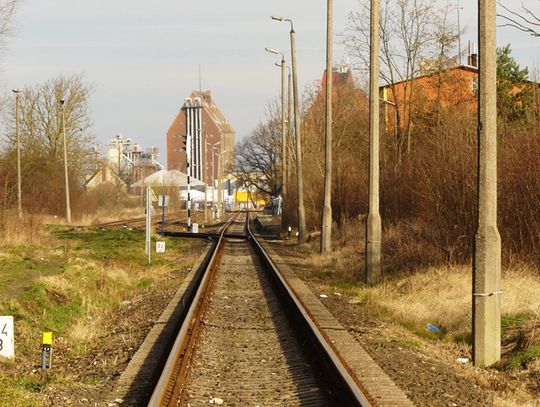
[90,211,227,232]
[147,212,372,406]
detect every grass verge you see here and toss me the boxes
[0,220,204,406]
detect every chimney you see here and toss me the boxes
[468,42,478,68]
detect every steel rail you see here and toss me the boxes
[246,214,373,407]
[147,212,241,406]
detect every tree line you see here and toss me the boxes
[236,0,540,267]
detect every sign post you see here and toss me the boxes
[41,331,52,369]
[0,316,14,362]
[156,241,166,253]
[158,195,169,237]
[145,186,152,264]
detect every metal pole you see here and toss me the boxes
[473,0,501,367]
[61,100,72,224]
[289,22,306,240]
[146,186,151,263]
[204,139,208,224]
[186,104,192,229]
[212,148,216,209]
[161,205,165,237]
[366,0,382,284]
[321,0,333,254]
[14,90,22,220]
[217,143,222,218]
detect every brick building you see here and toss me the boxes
[380,64,479,133]
[166,91,235,186]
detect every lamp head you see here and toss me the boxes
[271,15,283,21]
[12,88,21,94]
[265,47,280,55]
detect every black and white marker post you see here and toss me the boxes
[186,104,192,231]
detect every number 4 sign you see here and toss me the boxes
[0,316,14,361]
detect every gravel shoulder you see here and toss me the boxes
[263,236,520,407]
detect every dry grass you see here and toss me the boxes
[0,212,50,245]
[76,206,143,226]
[348,264,540,336]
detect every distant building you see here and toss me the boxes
[85,134,163,191]
[379,64,479,133]
[166,90,235,186]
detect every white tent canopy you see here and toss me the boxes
[132,169,206,188]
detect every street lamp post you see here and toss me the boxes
[265,48,288,200]
[206,141,220,218]
[218,149,228,216]
[272,15,306,240]
[60,99,72,224]
[321,0,333,254]
[13,89,22,220]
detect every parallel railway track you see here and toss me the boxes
[147,212,372,406]
[90,211,228,233]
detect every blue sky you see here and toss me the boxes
[0,0,538,167]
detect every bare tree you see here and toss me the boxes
[2,74,95,214]
[343,0,458,163]
[0,0,17,49]
[235,103,282,197]
[497,1,540,37]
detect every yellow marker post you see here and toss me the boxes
[41,332,53,369]
[42,332,52,345]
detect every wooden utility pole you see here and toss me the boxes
[321,0,333,254]
[366,0,382,284]
[473,0,501,367]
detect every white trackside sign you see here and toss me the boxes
[0,316,14,361]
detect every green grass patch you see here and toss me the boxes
[505,344,540,370]
[137,277,153,289]
[20,282,83,333]
[51,226,188,268]
[0,223,203,402]
[502,313,530,337]
[0,244,66,297]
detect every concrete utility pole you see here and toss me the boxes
[287,66,292,184]
[13,89,22,220]
[272,15,306,240]
[60,99,72,224]
[473,0,501,367]
[366,0,382,284]
[280,57,287,198]
[321,0,333,254]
